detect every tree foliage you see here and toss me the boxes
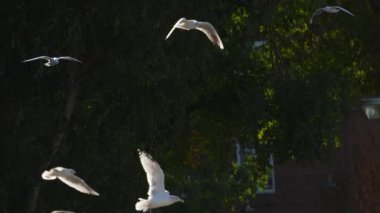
[1,0,379,212]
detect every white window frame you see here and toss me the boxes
[235,142,275,194]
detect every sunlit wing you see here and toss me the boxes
[58,56,83,63]
[58,174,99,196]
[22,56,50,62]
[138,150,168,198]
[196,22,224,49]
[165,18,185,40]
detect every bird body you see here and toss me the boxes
[310,6,354,24]
[166,17,224,49]
[22,56,82,66]
[135,150,184,212]
[42,167,99,196]
[51,211,75,213]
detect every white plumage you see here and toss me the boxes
[135,150,184,212]
[41,167,99,196]
[166,17,224,49]
[51,211,75,213]
[310,6,354,24]
[22,56,82,67]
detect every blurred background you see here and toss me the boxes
[1,0,380,212]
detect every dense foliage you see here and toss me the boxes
[1,0,380,212]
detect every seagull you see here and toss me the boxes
[252,40,267,49]
[22,56,82,67]
[51,211,75,213]
[135,149,184,212]
[41,167,99,196]
[310,6,354,24]
[165,17,224,49]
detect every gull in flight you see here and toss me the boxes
[165,17,224,49]
[135,149,184,212]
[51,211,75,213]
[22,56,82,67]
[42,167,99,196]
[310,6,354,24]
[252,40,267,49]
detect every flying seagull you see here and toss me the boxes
[42,167,99,196]
[51,211,75,213]
[135,149,184,212]
[165,17,224,49]
[252,40,267,49]
[310,6,354,24]
[22,56,82,67]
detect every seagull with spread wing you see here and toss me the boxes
[51,211,75,213]
[165,17,224,49]
[310,6,354,24]
[22,56,82,67]
[135,149,184,212]
[41,167,99,196]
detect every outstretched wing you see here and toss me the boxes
[334,6,354,16]
[57,174,99,196]
[196,21,224,49]
[51,211,75,213]
[165,18,186,40]
[310,8,326,24]
[22,56,50,62]
[58,56,83,63]
[138,150,168,198]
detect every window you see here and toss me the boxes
[235,142,276,194]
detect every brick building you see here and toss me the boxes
[247,109,380,213]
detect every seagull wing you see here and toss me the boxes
[165,18,186,40]
[58,56,83,63]
[138,150,168,199]
[57,174,99,196]
[196,22,224,49]
[51,211,75,213]
[334,6,355,16]
[22,56,50,62]
[310,8,326,24]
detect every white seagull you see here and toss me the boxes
[51,211,75,213]
[22,56,82,67]
[310,6,354,24]
[165,17,224,49]
[41,167,99,196]
[135,149,184,212]
[252,40,267,49]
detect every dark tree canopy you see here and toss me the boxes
[1,0,379,212]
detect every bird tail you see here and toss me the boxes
[135,198,149,212]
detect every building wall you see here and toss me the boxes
[337,110,380,212]
[250,109,380,213]
[251,163,339,213]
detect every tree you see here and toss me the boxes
[0,0,379,212]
